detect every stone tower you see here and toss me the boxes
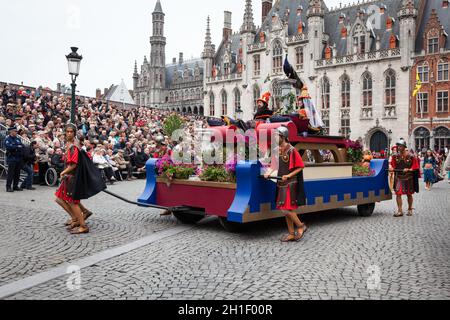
[149,0,166,107]
[307,0,325,75]
[132,60,139,94]
[398,0,418,69]
[262,0,273,24]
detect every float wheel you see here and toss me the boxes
[172,211,204,224]
[357,203,376,217]
[219,217,245,233]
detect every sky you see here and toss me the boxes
[0,0,348,96]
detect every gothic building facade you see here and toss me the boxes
[202,0,449,151]
[133,0,205,115]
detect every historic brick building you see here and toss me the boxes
[411,1,450,152]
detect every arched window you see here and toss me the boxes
[295,47,304,69]
[414,127,431,152]
[234,89,241,116]
[385,69,396,107]
[352,24,366,54]
[418,62,429,83]
[362,72,373,108]
[272,40,283,73]
[253,85,261,111]
[340,75,351,138]
[341,75,350,109]
[438,59,449,81]
[221,90,228,116]
[434,127,450,151]
[209,92,215,117]
[321,77,330,110]
[325,46,332,60]
[321,77,331,135]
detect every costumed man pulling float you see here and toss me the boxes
[55,124,106,234]
[389,138,420,218]
[264,126,308,242]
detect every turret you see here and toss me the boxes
[398,0,417,69]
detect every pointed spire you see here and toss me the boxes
[144,55,148,64]
[153,0,163,13]
[202,16,214,59]
[241,0,256,34]
[133,60,138,76]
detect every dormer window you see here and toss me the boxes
[428,35,439,54]
[390,34,398,49]
[353,35,366,54]
[341,27,347,38]
[325,46,332,60]
[386,17,393,30]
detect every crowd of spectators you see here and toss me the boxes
[1,83,207,186]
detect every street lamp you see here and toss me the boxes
[66,47,83,124]
[236,106,244,120]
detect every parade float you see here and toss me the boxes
[137,60,392,232]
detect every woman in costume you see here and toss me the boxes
[422,150,437,190]
[390,139,420,217]
[55,124,92,234]
[264,126,307,242]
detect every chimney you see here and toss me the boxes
[96,89,101,99]
[262,0,273,25]
[104,88,108,96]
[223,11,232,41]
[179,52,184,65]
[173,57,176,64]
[56,83,61,93]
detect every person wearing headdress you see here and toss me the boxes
[389,138,420,217]
[254,92,274,121]
[264,126,307,242]
[297,86,324,134]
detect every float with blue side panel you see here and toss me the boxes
[138,120,392,231]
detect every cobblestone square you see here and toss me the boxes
[0,180,449,300]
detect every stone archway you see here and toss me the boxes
[370,131,388,152]
[193,106,198,115]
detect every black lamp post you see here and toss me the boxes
[236,106,244,120]
[66,47,83,124]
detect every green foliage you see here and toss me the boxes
[352,164,375,177]
[280,92,297,114]
[163,114,184,138]
[200,166,235,183]
[159,164,195,181]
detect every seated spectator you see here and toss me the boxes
[93,149,116,185]
[51,148,65,172]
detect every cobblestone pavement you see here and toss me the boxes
[1,179,449,300]
[0,180,178,286]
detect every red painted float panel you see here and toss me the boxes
[156,182,236,217]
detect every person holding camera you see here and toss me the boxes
[5,127,24,192]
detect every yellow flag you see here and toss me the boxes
[412,72,422,97]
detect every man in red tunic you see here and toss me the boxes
[265,126,307,242]
[390,139,420,217]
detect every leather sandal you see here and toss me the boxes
[407,209,414,217]
[281,233,296,242]
[83,210,94,221]
[65,219,75,226]
[295,225,308,242]
[70,226,90,235]
[67,221,80,231]
[394,211,404,218]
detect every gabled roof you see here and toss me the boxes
[105,80,135,105]
[165,59,203,87]
[415,0,450,52]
